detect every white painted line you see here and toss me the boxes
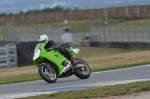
[85,78,150,87]
[92,64,150,74]
[0,91,57,99]
[21,78,150,95]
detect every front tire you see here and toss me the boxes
[74,58,91,79]
[38,65,57,83]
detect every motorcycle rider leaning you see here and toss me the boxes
[38,34,77,65]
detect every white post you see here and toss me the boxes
[64,20,68,25]
[126,6,129,18]
[104,8,108,20]
[137,6,140,18]
[5,45,10,68]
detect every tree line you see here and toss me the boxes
[0,6,80,17]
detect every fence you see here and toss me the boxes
[1,22,150,67]
[89,22,150,43]
[0,45,18,68]
[0,26,86,46]
[0,5,150,26]
[1,21,150,44]
[0,26,62,42]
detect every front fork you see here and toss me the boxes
[44,63,52,72]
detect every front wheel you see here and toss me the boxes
[38,65,57,83]
[74,58,91,79]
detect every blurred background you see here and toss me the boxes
[0,0,150,68]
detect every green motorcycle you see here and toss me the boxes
[33,43,91,83]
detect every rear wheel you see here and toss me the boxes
[74,58,91,79]
[38,65,57,83]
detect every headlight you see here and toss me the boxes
[33,49,41,61]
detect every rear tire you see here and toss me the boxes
[74,58,91,79]
[38,65,57,83]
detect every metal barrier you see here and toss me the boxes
[0,45,18,68]
[89,22,150,43]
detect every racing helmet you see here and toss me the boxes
[38,34,49,43]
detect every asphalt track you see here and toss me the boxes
[0,65,150,98]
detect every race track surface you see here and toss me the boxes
[0,65,150,98]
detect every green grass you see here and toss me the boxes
[0,61,150,85]
[0,74,41,85]
[17,80,150,99]
[0,28,7,40]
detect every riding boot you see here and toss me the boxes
[70,57,77,65]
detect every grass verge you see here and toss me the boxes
[0,62,150,85]
[0,74,41,85]
[17,80,150,99]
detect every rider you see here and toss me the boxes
[38,34,77,65]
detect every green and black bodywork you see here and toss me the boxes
[33,43,90,83]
